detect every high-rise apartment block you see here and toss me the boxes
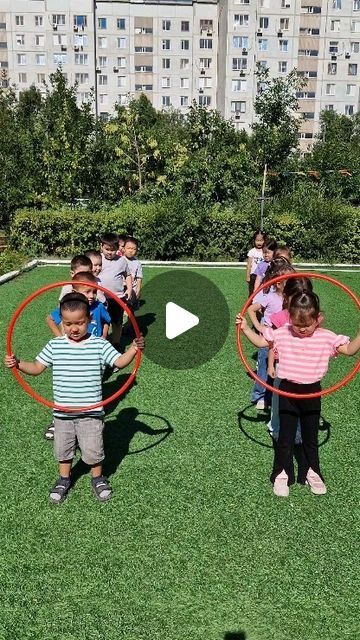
[1,0,360,147]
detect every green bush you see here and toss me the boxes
[0,249,29,276]
[9,191,360,262]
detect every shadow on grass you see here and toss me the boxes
[71,408,173,485]
[224,633,246,640]
[121,309,157,350]
[238,404,331,450]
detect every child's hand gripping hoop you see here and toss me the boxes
[236,272,360,399]
[6,281,142,412]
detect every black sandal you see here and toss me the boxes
[91,476,112,502]
[49,478,71,504]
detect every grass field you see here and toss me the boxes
[0,265,359,640]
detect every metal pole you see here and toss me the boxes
[260,162,267,231]
[93,0,98,118]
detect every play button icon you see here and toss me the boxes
[135,269,230,370]
[166,303,199,340]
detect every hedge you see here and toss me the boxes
[9,191,360,262]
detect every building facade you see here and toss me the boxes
[1,0,360,145]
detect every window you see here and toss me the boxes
[18,72,27,83]
[296,91,315,98]
[35,16,43,27]
[305,6,321,13]
[0,42,7,49]
[162,58,171,69]
[302,112,315,119]
[278,61,287,73]
[135,84,153,91]
[329,41,339,54]
[117,18,126,30]
[200,39,212,49]
[233,36,249,49]
[99,94,108,105]
[349,63,358,75]
[98,37,107,48]
[259,17,269,29]
[117,37,126,48]
[162,20,171,31]
[351,21,360,32]
[53,53,67,65]
[135,65,153,72]
[52,15,66,26]
[325,104,334,111]
[354,0,360,9]
[134,46,153,53]
[98,18,107,29]
[16,34,25,45]
[75,73,89,84]
[232,57,247,70]
[346,83,356,95]
[235,0,250,4]
[198,95,211,107]
[135,26,153,34]
[74,34,87,47]
[232,79,246,91]
[15,15,24,26]
[333,0,342,7]
[351,41,360,52]
[326,83,335,95]
[36,35,45,46]
[199,76,212,89]
[200,19,213,32]
[258,39,268,51]
[181,21,190,32]
[280,18,289,30]
[299,132,313,139]
[200,58,212,69]
[162,77,171,88]
[234,14,249,27]
[118,76,126,87]
[180,77,190,89]
[231,100,246,113]
[300,27,320,35]
[117,57,126,68]
[78,92,90,103]
[99,56,107,67]
[37,73,45,83]
[98,75,108,85]
[345,104,355,115]
[331,20,340,32]
[162,40,170,50]
[162,96,171,107]
[180,59,190,69]
[74,15,87,28]
[36,54,46,65]
[75,53,88,64]
[298,49,318,56]
[260,0,270,6]
[279,39,288,52]
[328,62,337,74]
[181,40,190,50]
[99,112,109,121]
[118,95,128,106]
[180,96,189,107]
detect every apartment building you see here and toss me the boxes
[1,0,360,145]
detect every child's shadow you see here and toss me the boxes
[71,408,173,485]
[121,310,157,349]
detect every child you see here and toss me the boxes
[123,236,143,310]
[100,233,132,347]
[116,234,127,257]
[237,291,360,497]
[59,255,93,300]
[84,249,106,304]
[248,259,295,410]
[253,239,278,291]
[274,245,292,263]
[46,272,111,340]
[246,230,267,295]
[5,292,145,504]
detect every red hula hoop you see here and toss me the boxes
[6,280,142,412]
[236,272,360,400]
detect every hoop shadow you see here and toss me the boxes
[224,633,246,640]
[102,372,137,414]
[70,408,173,485]
[238,405,331,450]
[122,311,157,346]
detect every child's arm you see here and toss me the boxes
[254,274,261,291]
[113,337,145,369]
[245,257,252,283]
[236,315,268,348]
[247,302,263,333]
[267,348,276,378]
[125,274,133,298]
[337,329,360,356]
[102,323,110,340]
[135,278,142,299]
[46,314,62,337]
[4,354,46,376]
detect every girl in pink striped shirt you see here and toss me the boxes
[237,291,360,498]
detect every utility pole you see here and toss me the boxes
[260,163,267,231]
[93,0,98,118]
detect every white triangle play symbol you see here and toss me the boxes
[166,302,199,340]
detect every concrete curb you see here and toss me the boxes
[0,259,38,285]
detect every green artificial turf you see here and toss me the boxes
[0,266,359,640]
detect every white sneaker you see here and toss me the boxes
[273,471,289,497]
[256,399,265,410]
[306,468,327,495]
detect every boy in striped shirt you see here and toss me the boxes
[4,292,144,504]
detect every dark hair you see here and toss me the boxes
[289,291,320,321]
[283,277,313,309]
[60,292,90,316]
[72,271,98,285]
[85,249,102,261]
[274,245,292,261]
[263,238,278,252]
[118,234,127,244]
[124,236,139,248]
[262,257,294,292]
[100,233,119,248]
[252,229,267,244]
[70,254,93,271]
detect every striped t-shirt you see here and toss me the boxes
[262,326,349,384]
[36,335,120,417]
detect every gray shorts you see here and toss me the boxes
[53,416,104,466]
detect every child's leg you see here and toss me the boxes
[268,376,280,437]
[76,417,112,501]
[298,398,322,483]
[50,418,76,503]
[251,345,270,404]
[107,298,124,348]
[272,407,298,485]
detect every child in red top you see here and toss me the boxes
[237,291,360,498]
